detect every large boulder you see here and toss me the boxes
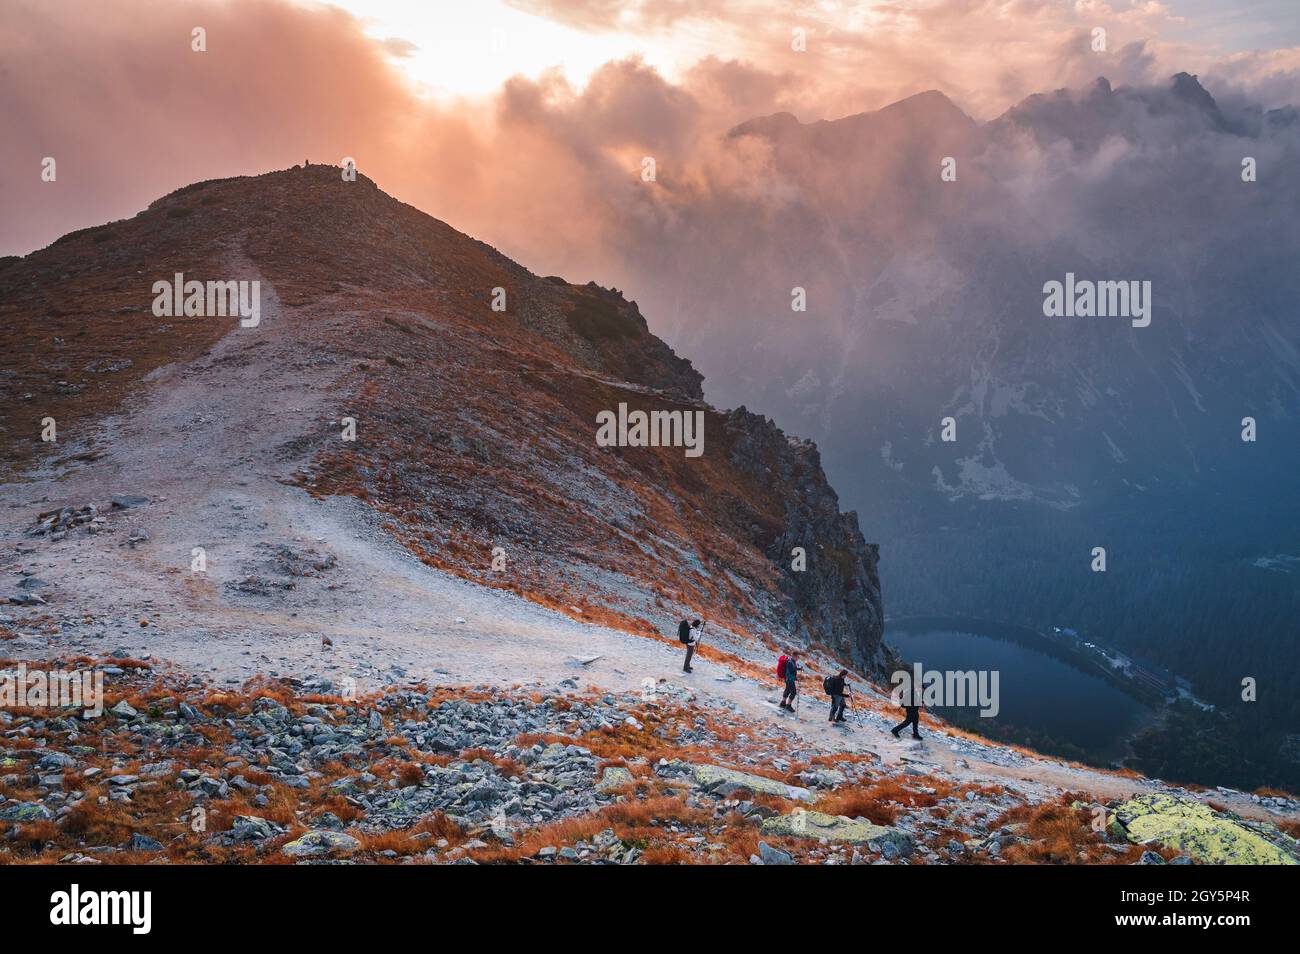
[0,802,54,822]
[690,764,814,803]
[109,700,138,719]
[1111,794,1299,865]
[230,815,285,843]
[281,830,361,859]
[596,766,635,792]
[757,841,794,865]
[761,810,915,858]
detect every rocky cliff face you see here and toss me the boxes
[725,408,884,671]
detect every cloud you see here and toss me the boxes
[3,0,1298,277]
[379,36,420,58]
[0,0,415,256]
[505,0,706,32]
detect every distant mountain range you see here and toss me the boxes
[671,73,1300,520]
[606,74,1300,737]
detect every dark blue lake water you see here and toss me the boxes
[886,619,1154,762]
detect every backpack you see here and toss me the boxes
[777,655,789,679]
[823,675,834,695]
[678,620,692,644]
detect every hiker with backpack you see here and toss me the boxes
[891,678,924,740]
[824,668,850,724]
[679,618,703,673]
[777,650,801,712]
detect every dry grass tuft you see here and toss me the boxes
[992,795,1148,865]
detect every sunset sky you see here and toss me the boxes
[4,0,1299,258]
[317,0,1300,100]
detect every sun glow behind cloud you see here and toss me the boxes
[305,0,1300,121]
[306,0,682,99]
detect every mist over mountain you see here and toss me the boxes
[556,72,1300,769]
[656,73,1299,511]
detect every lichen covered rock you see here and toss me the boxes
[762,810,915,858]
[1111,794,1299,865]
[596,766,635,791]
[691,764,814,803]
[282,829,361,859]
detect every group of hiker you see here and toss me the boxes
[677,617,923,738]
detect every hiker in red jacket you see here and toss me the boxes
[779,650,801,710]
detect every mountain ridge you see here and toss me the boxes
[0,164,884,672]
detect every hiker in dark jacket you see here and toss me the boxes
[826,669,849,723]
[679,618,702,672]
[779,651,801,710]
[891,681,923,739]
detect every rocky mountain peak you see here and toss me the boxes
[0,166,884,677]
